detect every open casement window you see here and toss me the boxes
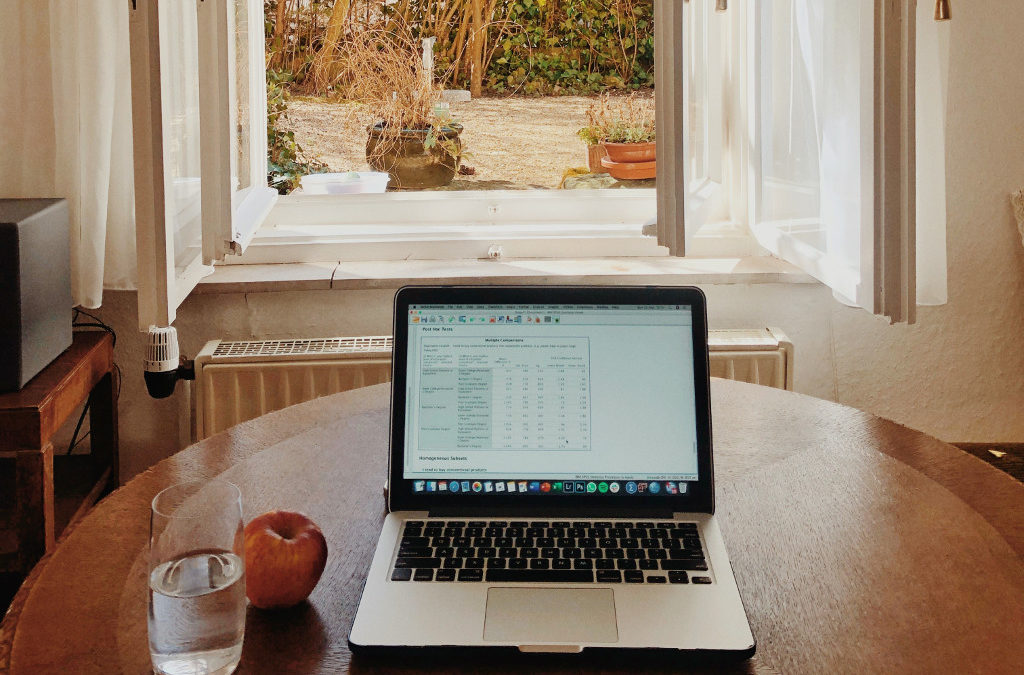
[746,0,921,323]
[655,0,743,259]
[130,0,209,330]
[130,0,274,330]
[197,0,277,264]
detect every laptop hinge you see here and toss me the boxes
[429,507,677,519]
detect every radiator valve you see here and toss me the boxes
[144,325,195,399]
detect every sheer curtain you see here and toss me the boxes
[0,0,136,309]
[751,0,948,309]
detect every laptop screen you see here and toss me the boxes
[401,301,699,499]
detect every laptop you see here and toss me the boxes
[350,285,755,657]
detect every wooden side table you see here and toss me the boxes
[0,332,118,575]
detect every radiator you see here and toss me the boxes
[192,328,793,440]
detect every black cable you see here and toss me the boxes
[67,308,121,455]
[72,308,116,348]
[66,401,91,456]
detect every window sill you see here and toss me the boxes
[193,256,817,294]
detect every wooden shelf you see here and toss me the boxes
[0,332,118,575]
[0,455,111,574]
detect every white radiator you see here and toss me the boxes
[192,328,793,440]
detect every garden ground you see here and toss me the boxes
[284,93,649,190]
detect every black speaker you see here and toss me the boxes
[0,199,73,392]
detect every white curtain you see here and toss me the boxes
[752,0,948,310]
[0,0,136,309]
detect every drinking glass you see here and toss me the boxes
[148,480,246,675]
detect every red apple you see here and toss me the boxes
[244,510,328,609]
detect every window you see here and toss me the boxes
[131,0,938,329]
[197,0,278,264]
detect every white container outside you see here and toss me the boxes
[299,172,390,195]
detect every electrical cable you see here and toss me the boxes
[67,308,120,455]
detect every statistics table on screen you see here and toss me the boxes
[417,336,591,452]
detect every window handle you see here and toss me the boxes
[935,0,951,21]
[715,0,727,12]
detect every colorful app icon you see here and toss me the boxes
[426,481,436,492]
[484,481,494,492]
[507,481,517,492]
[540,482,551,493]
[495,481,505,492]
[528,481,541,493]
[586,482,597,493]
[472,481,483,493]
[552,482,563,492]
[637,482,648,493]
[666,482,678,495]
[678,482,688,494]
[413,481,425,492]
[575,481,586,493]
[449,481,459,493]
[461,481,471,492]
[598,482,609,494]
[625,481,637,494]
[438,481,448,491]
[649,482,661,494]
[609,482,620,494]
[563,482,574,493]
[519,481,528,493]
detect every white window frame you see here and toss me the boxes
[197,0,277,264]
[129,0,212,331]
[130,0,922,325]
[231,0,753,265]
[742,0,919,321]
[130,0,278,330]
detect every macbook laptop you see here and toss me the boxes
[350,285,755,656]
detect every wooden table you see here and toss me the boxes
[0,332,118,575]
[2,380,1023,674]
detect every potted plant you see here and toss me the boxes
[337,28,463,189]
[577,95,656,180]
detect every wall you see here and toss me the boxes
[92,1,1024,481]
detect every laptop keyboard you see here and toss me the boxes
[390,520,711,584]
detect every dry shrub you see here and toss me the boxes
[330,20,463,163]
[578,92,655,145]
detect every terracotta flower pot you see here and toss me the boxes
[586,144,609,172]
[601,141,656,164]
[365,123,463,189]
[601,156,656,180]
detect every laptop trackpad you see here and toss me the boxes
[483,588,618,646]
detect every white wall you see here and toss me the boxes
[92,1,1024,481]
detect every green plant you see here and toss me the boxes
[263,0,655,96]
[578,93,655,145]
[266,69,329,194]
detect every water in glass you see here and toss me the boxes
[148,550,246,675]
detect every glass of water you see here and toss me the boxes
[149,480,246,675]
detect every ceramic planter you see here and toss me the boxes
[586,144,609,172]
[599,141,656,180]
[366,123,463,189]
[601,141,656,164]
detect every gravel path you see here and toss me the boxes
[284,94,646,190]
